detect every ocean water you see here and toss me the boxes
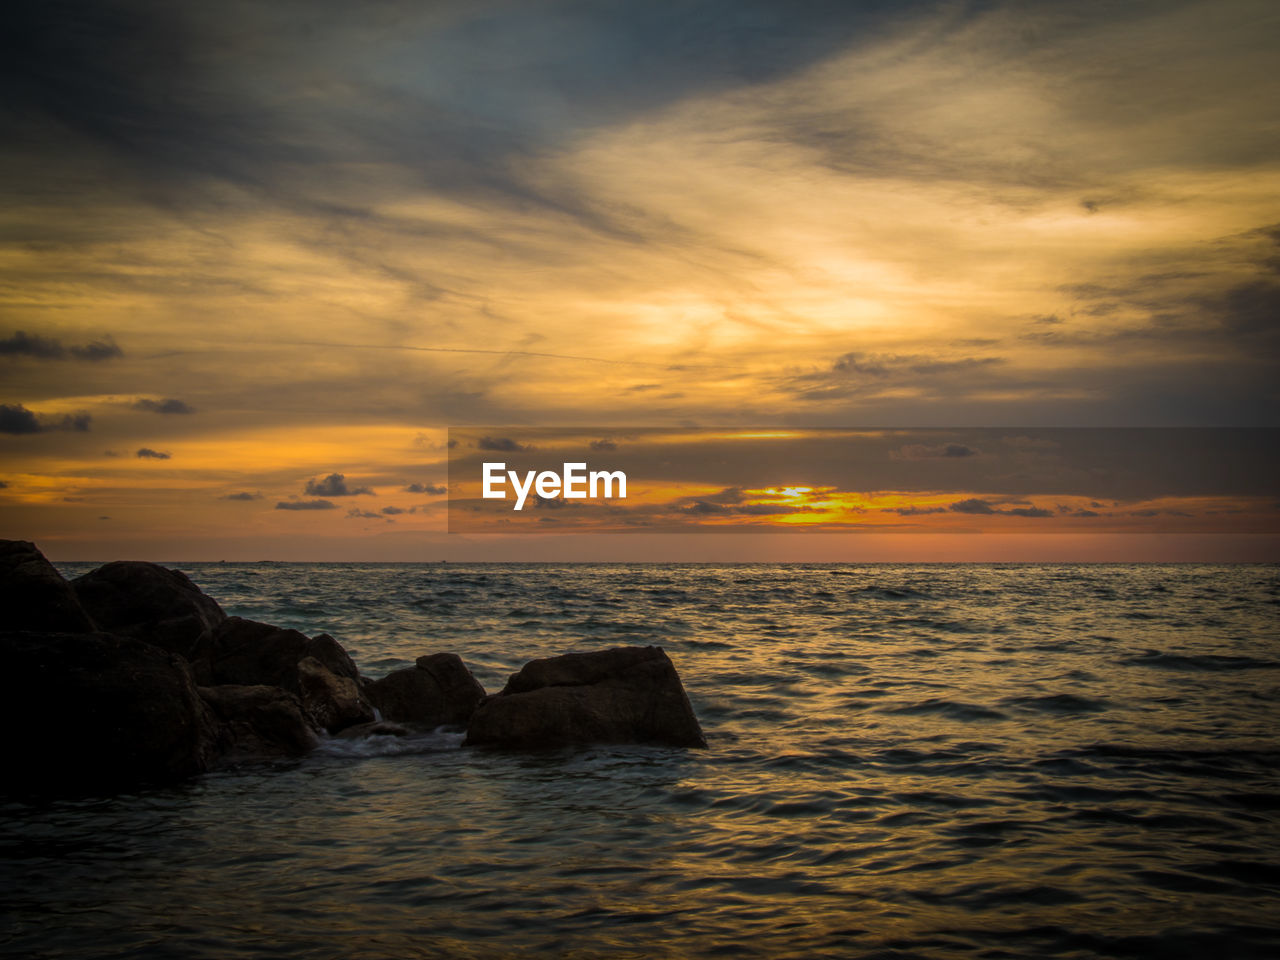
[4,562,1280,958]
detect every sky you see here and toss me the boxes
[1,0,1278,561]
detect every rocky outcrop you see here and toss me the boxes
[0,540,709,794]
[464,646,706,749]
[297,656,375,733]
[72,560,226,664]
[0,539,95,633]
[199,684,318,760]
[2,629,221,793]
[364,652,486,728]
[209,617,360,689]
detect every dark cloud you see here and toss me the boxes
[893,442,979,460]
[950,498,1051,518]
[381,505,405,515]
[477,436,528,452]
[0,404,42,434]
[305,473,372,496]
[222,492,261,501]
[346,507,385,520]
[589,439,617,451]
[276,499,336,510]
[1215,280,1280,349]
[134,397,195,414]
[405,482,448,495]
[785,352,1005,402]
[136,447,170,459]
[949,498,997,515]
[0,330,122,361]
[887,505,948,516]
[0,403,91,433]
[0,480,8,489]
[0,0,913,244]
[1006,506,1053,518]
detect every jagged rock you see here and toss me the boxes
[2,629,221,794]
[209,617,360,690]
[365,652,486,728]
[71,560,226,665]
[297,655,375,733]
[464,646,706,749]
[336,720,412,739]
[199,684,319,760]
[0,539,96,633]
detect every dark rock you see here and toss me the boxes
[209,617,360,690]
[464,646,706,749]
[1,630,220,794]
[296,655,375,733]
[336,720,412,739]
[71,560,226,666]
[365,652,486,728]
[0,539,95,633]
[199,684,319,760]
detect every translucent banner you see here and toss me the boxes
[447,427,1280,534]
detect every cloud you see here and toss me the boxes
[405,482,448,495]
[136,448,171,459]
[276,499,336,510]
[381,505,405,515]
[221,492,261,501]
[589,439,617,451]
[893,443,979,460]
[305,473,372,496]
[0,330,123,361]
[949,498,998,515]
[0,480,8,489]
[347,507,387,520]
[477,436,527,452]
[0,403,91,433]
[950,498,1052,518]
[1005,506,1053,518]
[1,405,45,434]
[785,352,1006,402]
[134,397,196,414]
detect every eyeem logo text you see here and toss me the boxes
[482,462,627,511]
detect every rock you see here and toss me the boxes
[1,629,221,794]
[464,646,706,749]
[336,720,412,739]
[296,655,375,733]
[71,560,226,666]
[199,684,319,760]
[209,617,360,690]
[365,652,486,728]
[0,539,96,633]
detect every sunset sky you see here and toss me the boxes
[2,0,1278,560]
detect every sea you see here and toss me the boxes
[3,562,1279,959]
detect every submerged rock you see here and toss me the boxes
[464,646,706,749]
[199,684,319,760]
[2,629,220,793]
[336,720,412,739]
[364,652,486,728]
[72,560,227,665]
[0,539,96,633]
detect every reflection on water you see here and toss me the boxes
[4,563,1279,957]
